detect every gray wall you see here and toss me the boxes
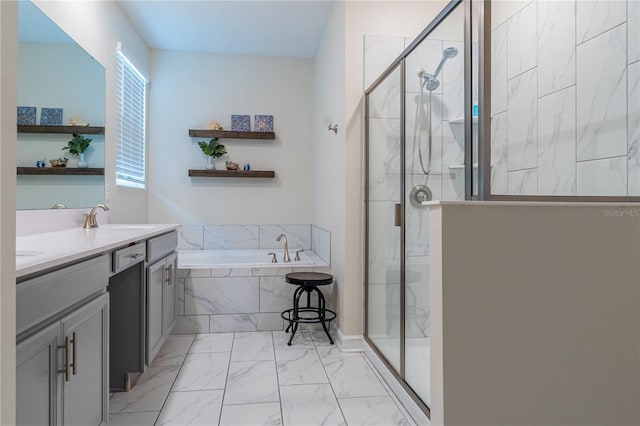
[430,202,640,425]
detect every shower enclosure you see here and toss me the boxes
[364,0,473,415]
[365,0,639,417]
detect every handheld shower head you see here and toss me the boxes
[432,46,459,79]
[443,46,459,59]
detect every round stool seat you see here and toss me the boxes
[285,272,333,286]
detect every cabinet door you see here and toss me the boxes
[16,322,60,426]
[147,259,165,364]
[163,252,177,336]
[61,293,109,426]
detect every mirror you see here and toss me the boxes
[16,1,105,210]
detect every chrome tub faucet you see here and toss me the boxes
[276,234,291,263]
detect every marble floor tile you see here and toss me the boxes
[315,345,362,359]
[219,402,282,426]
[108,411,159,426]
[309,329,334,346]
[339,396,411,426]
[280,384,346,426]
[231,331,274,361]
[109,365,180,413]
[322,356,388,398]
[273,330,315,349]
[172,352,230,391]
[152,334,195,366]
[276,348,328,385]
[156,390,224,426]
[224,360,280,405]
[189,332,234,353]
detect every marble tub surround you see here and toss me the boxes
[491,0,638,196]
[175,259,331,334]
[177,224,330,263]
[109,331,416,426]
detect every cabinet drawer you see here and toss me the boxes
[17,255,109,336]
[113,243,146,273]
[147,231,177,264]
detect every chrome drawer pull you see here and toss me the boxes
[57,335,70,382]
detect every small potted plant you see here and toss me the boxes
[198,138,227,170]
[62,133,92,167]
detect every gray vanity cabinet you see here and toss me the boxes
[61,294,109,425]
[163,252,177,337]
[146,231,178,365]
[16,255,110,426]
[16,293,109,426]
[146,259,165,364]
[16,322,59,426]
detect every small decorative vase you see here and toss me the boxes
[78,153,88,168]
[206,156,215,170]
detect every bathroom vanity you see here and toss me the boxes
[15,224,178,426]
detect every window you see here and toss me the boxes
[116,50,146,188]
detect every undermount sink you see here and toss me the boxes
[16,249,43,257]
[103,225,157,231]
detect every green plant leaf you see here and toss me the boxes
[62,133,92,156]
[198,138,226,158]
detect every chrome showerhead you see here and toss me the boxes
[432,46,459,79]
[443,46,459,59]
[423,74,440,91]
[418,46,458,92]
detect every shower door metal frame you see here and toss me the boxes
[363,0,466,418]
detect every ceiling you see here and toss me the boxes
[116,0,335,58]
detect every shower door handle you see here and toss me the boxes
[394,203,402,227]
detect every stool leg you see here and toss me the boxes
[288,286,305,346]
[288,321,299,346]
[315,287,334,345]
[286,286,304,333]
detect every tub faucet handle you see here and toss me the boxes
[294,250,304,261]
[268,252,278,263]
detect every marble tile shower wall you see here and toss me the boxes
[491,0,640,196]
[173,225,331,334]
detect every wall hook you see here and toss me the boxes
[328,124,338,134]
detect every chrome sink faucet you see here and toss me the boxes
[82,204,110,229]
[276,233,291,263]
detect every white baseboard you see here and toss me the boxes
[335,327,364,352]
[363,340,431,425]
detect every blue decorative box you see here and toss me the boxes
[40,108,63,126]
[17,107,36,125]
[254,115,273,132]
[231,115,250,131]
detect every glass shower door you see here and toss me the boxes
[403,3,465,407]
[366,65,402,371]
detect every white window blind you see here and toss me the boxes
[116,51,146,188]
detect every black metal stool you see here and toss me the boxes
[281,272,336,345]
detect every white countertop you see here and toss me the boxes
[16,224,179,279]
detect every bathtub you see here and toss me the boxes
[178,249,316,269]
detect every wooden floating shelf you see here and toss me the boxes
[17,125,105,135]
[17,167,105,176]
[188,129,275,140]
[188,169,275,178]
